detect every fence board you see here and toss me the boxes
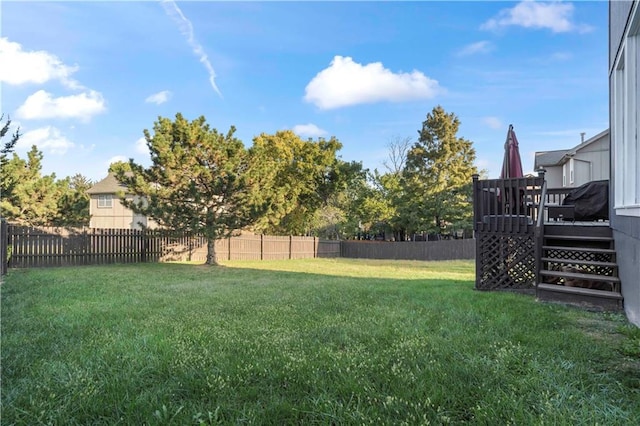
[262,235,290,260]
[341,239,475,261]
[290,236,314,259]
[317,240,341,258]
[227,234,259,261]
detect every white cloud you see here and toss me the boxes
[292,123,328,138]
[550,51,572,61]
[18,126,75,155]
[304,56,441,110]
[456,41,494,57]
[16,90,106,121]
[481,1,592,33]
[0,37,82,89]
[145,90,172,105]
[135,137,148,155]
[483,116,503,130]
[161,0,222,98]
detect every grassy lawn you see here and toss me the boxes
[2,258,639,425]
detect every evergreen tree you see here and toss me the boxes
[0,146,60,225]
[402,106,478,235]
[1,114,20,158]
[54,174,92,226]
[116,113,264,265]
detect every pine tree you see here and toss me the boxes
[402,106,478,235]
[54,174,92,226]
[0,146,60,225]
[116,113,263,265]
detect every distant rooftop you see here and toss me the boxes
[534,128,609,169]
[86,173,128,194]
[534,149,569,168]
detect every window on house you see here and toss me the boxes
[569,159,575,185]
[97,194,113,208]
[612,6,640,217]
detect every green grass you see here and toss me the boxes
[1,258,639,425]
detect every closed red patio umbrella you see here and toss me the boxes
[500,124,524,179]
[499,125,525,214]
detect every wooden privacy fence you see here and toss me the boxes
[341,239,475,261]
[4,225,340,269]
[213,234,340,261]
[1,224,474,271]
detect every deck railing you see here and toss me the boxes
[472,172,546,291]
[545,187,572,206]
[472,173,545,234]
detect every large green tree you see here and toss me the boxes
[308,159,367,239]
[116,113,265,265]
[53,174,92,226]
[249,130,358,236]
[0,146,61,225]
[1,117,91,226]
[402,105,478,235]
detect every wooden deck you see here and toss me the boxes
[472,174,622,310]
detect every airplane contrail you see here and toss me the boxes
[161,0,223,98]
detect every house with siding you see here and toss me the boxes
[610,0,640,326]
[534,129,610,188]
[86,173,158,230]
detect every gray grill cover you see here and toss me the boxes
[562,180,609,221]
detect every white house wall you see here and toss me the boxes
[543,167,563,188]
[90,195,159,230]
[572,136,610,184]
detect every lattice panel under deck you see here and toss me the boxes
[476,232,536,290]
[543,248,615,278]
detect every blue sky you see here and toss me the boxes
[1,1,609,182]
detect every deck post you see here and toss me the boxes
[472,174,481,290]
[534,169,547,294]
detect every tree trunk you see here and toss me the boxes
[206,236,219,265]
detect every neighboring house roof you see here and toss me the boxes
[534,128,609,169]
[564,128,609,156]
[86,173,129,195]
[534,149,569,168]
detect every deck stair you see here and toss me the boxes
[536,224,623,310]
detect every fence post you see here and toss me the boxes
[0,219,7,275]
[289,235,292,259]
[260,234,264,260]
[141,229,147,263]
[86,228,93,265]
[313,236,317,258]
